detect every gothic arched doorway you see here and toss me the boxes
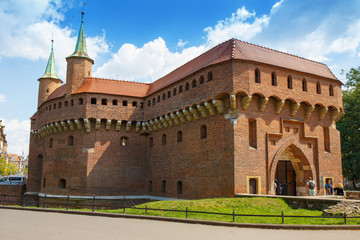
[273,144,313,196]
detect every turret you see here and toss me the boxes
[38,40,62,107]
[65,11,94,96]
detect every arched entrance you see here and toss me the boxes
[273,144,313,196]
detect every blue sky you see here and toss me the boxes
[0,0,360,156]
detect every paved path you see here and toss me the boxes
[0,209,358,240]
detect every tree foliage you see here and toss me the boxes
[0,155,19,176]
[338,67,360,188]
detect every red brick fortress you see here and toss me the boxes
[27,14,344,199]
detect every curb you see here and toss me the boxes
[1,206,359,231]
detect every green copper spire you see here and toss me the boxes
[40,40,59,79]
[69,11,92,60]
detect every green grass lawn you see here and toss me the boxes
[97,197,360,225]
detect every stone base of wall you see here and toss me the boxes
[0,185,26,205]
[345,191,360,200]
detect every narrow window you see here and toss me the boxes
[167,91,171,98]
[199,76,204,84]
[162,180,166,193]
[71,99,74,106]
[255,69,261,83]
[123,100,128,106]
[113,99,118,105]
[162,93,166,100]
[287,76,293,89]
[148,180,152,192]
[79,98,83,105]
[302,79,307,92]
[91,98,97,105]
[249,119,257,148]
[132,101,137,107]
[149,137,153,147]
[49,105,52,111]
[316,82,321,94]
[177,181,183,195]
[329,85,334,96]
[53,103,56,109]
[49,138,53,148]
[59,179,66,189]
[58,102,62,108]
[121,137,128,146]
[148,100,151,106]
[207,72,213,82]
[179,85,183,93]
[173,88,177,96]
[157,96,160,103]
[101,99,107,105]
[43,178,46,188]
[324,127,330,153]
[67,136,74,146]
[185,82,190,91]
[152,98,155,105]
[162,134,166,145]
[64,101,68,107]
[192,79,197,88]
[140,102,144,109]
[46,107,48,111]
[271,72,277,86]
[200,125,207,139]
[177,131,182,142]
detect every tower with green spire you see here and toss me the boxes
[38,39,63,107]
[65,11,94,95]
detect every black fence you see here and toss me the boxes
[1,194,359,224]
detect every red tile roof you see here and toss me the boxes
[46,39,339,101]
[72,77,150,97]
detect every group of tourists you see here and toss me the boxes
[306,177,344,196]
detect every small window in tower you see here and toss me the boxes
[113,99,118,105]
[167,91,171,98]
[64,101,68,107]
[132,101,137,107]
[207,72,213,82]
[157,96,160,103]
[79,98,83,105]
[123,100,128,106]
[67,136,74,146]
[287,76,293,89]
[148,100,151,106]
[102,99,107,105]
[192,79,197,88]
[162,180,166,193]
[329,85,334,96]
[177,131,183,142]
[179,85,183,93]
[316,82,321,94]
[121,137,128,146]
[271,72,277,86]
[302,79,307,92]
[200,125,207,139]
[249,119,257,148]
[177,181,182,195]
[53,103,56,109]
[162,134,167,145]
[152,98,155,105]
[91,98,97,105]
[161,93,165,100]
[71,99,74,106]
[140,102,144,109]
[49,138,53,148]
[49,105,52,111]
[173,88,177,96]
[58,102,62,108]
[199,76,204,84]
[185,82,190,91]
[43,178,46,188]
[148,180,152,192]
[255,69,261,83]
[149,137,153,147]
[59,179,66,189]
[46,107,48,111]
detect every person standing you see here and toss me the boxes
[325,179,334,195]
[307,177,316,196]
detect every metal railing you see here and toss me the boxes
[1,194,359,224]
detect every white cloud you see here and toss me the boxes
[0,118,30,156]
[0,0,109,78]
[0,94,6,102]
[177,39,188,48]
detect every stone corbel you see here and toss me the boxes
[106,120,112,131]
[149,120,157,130]
[176,111,186,123]
[230,94,237,110]
[126,121,132,132]
[189,107,200,120]
[331,109,340,122]
[197,105,208,118]
[160,117,168,128]
[116,120,122,131]
[305,105,315,119]
[290,103,300,117]
[60,121,68,132]
[141,122,147,131]
[170,113,180,125]
[336,111,345,122]
[50,123,57,134]
[212,100,224,114]
[275,100,285,114]
[135,122,141,133]
[241,95,252,110]
[165,115,174,127]
[95,119,101,130]
[145,122,153,131]
[204,102,216,116]
[154,119,163,129]
[318,107,328,120]
[84,119,91,133]
[258,97,269,112]
[182,109,193,122]
[67,120,75,131]
[55,122,62,133]
[75,120,82,130]
[46,125,53,135]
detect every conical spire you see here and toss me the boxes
[40,40,59,79]
[69,11,92,60]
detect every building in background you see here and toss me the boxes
[6,154,27,175]
[27,13,344,199]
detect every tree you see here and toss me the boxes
[0,155,19,176]
[338,67,360,189]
